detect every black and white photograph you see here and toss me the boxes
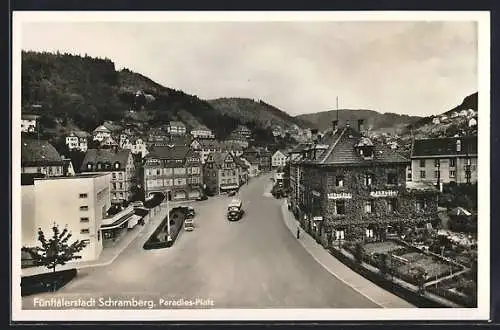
[11,11,490,321]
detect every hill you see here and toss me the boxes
[207,98,312,130]
[21,51,305,146]
[405,92,478,139]
[295,109,422,133]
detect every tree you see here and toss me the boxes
[21,224,87,273]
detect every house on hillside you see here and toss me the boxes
[190,126,215,139]
[432,117,441,125]
[469,117,477,127]
[233,125,252,138]
[459,109,469,117]
[80,149,135,204]
[21,138,65,177]
[21,114,40,133]
[410,136,477,184]
[226,132,249,148]
[220,141,244,157]
[167,121,187,135]
[66,131,89,152]
[93,125,112,142]
[241,155,260,177]
[191,138,221,163]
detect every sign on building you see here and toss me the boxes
[370,190,398,198]
[327,192,353,200]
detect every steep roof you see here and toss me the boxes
[305,126,409,165]
[146,145,190,160]
[21,138,64,166]
[411,136,478,158]
[80,149,131,171]
[206,151,234,167]
[93,125,111,133]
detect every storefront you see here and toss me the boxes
[101,207,136,247]
[219,184,239,193]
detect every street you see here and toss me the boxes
[22,173,379,309]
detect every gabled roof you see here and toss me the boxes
[305,126,409,165]
[93,125,111,133]
[272,150,287,157]
[411,136,478,158]
[196,138,221,149]
[80,149,132,171]
[205,151,234,167]
[146,145,190,160]
[22,138,64,166]
[169,121,186,128]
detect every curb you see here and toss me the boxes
[280,201,415,308]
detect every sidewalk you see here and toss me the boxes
[21,201,190,277]
[280,201,415,308]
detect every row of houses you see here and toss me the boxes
[286,119,478,244]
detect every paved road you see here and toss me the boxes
[23,174,379,309]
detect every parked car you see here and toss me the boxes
[228,190,237,197]
[173,206,196,218]
[196,195,208,201]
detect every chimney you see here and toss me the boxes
[332,120,339,131]
[358,119,365,132]
[346,120,350,127]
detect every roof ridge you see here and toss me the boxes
[319,127,346,164]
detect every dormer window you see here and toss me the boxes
[96,162,102,170]
[355,137,374,160]
[114,162,120,170]
[363,173,373,186]
[387,172,398,185]
[456,139,462,152]
[87,163,93,170]
[335,175,344,187]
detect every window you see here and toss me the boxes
[366,228,374,238]
[221,179,226,184]
[420,170,426,179]
[364,200,373,214]
[416,199,427,211]
[79,193,88,198]
[80,217,89,223]
[80,206,88,211]
[335,175,344,187]
[97,230,100,241]
[119,192,123,198]
[387,173,398,185]
[407,172,412,180]
[335,200,346,215]
[87,163,92,170]
[119,182,123,189]
[434,170,440,179]
[434,159,440,167]
[449,170,456,178]
[119,173,123,180]
[387,198,398,212]
[112,173,116,179]
[112,183,116,190]
[363,174,373,186]
[221,172,225,177]
[449,158,456,167]
[80,229,90,234]
[232,170,236,176]
[335,229,345,240]
[419,159,425,167]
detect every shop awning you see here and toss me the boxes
[127,215,142,229]
[220,184,239,190]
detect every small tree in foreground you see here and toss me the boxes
[22,224,88,273]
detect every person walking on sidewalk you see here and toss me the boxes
[296,225,300,239]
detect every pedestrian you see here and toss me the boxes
[297,226,300,239]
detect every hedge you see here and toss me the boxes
[21,268,77,296]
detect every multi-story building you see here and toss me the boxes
[290,119,439,245]
[190,138,221,163]
[220,141,244,157]
[21,173,111,263]
[203,151,240,195]
[66,131,89,152]
[21,114,40,133]
[233,125,252,139]
[167,121,187,135]
[241,154,260,177]
[120,134,149,158]
[21,138,65,177]
[143,145,203,200]
[234,156,250,185]
[410,136,478,184]
[190,126,215,139]
[271,150,288,168]
[225,132,249,148]
[80,149,135,204]
[258,150,272,171]
[92,125,112,142]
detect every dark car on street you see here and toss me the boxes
[227,199,244,221]
[196,195,208,201]
[228,190,237,197]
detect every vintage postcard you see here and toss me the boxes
[11,11,490,322]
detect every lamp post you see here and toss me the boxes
[436,159,441,190]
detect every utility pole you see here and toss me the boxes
[166,190,172,242]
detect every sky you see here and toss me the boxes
[20,19,478,117]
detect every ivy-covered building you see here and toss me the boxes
[289,119,439,247]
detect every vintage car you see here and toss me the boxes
[227,199,244,221]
